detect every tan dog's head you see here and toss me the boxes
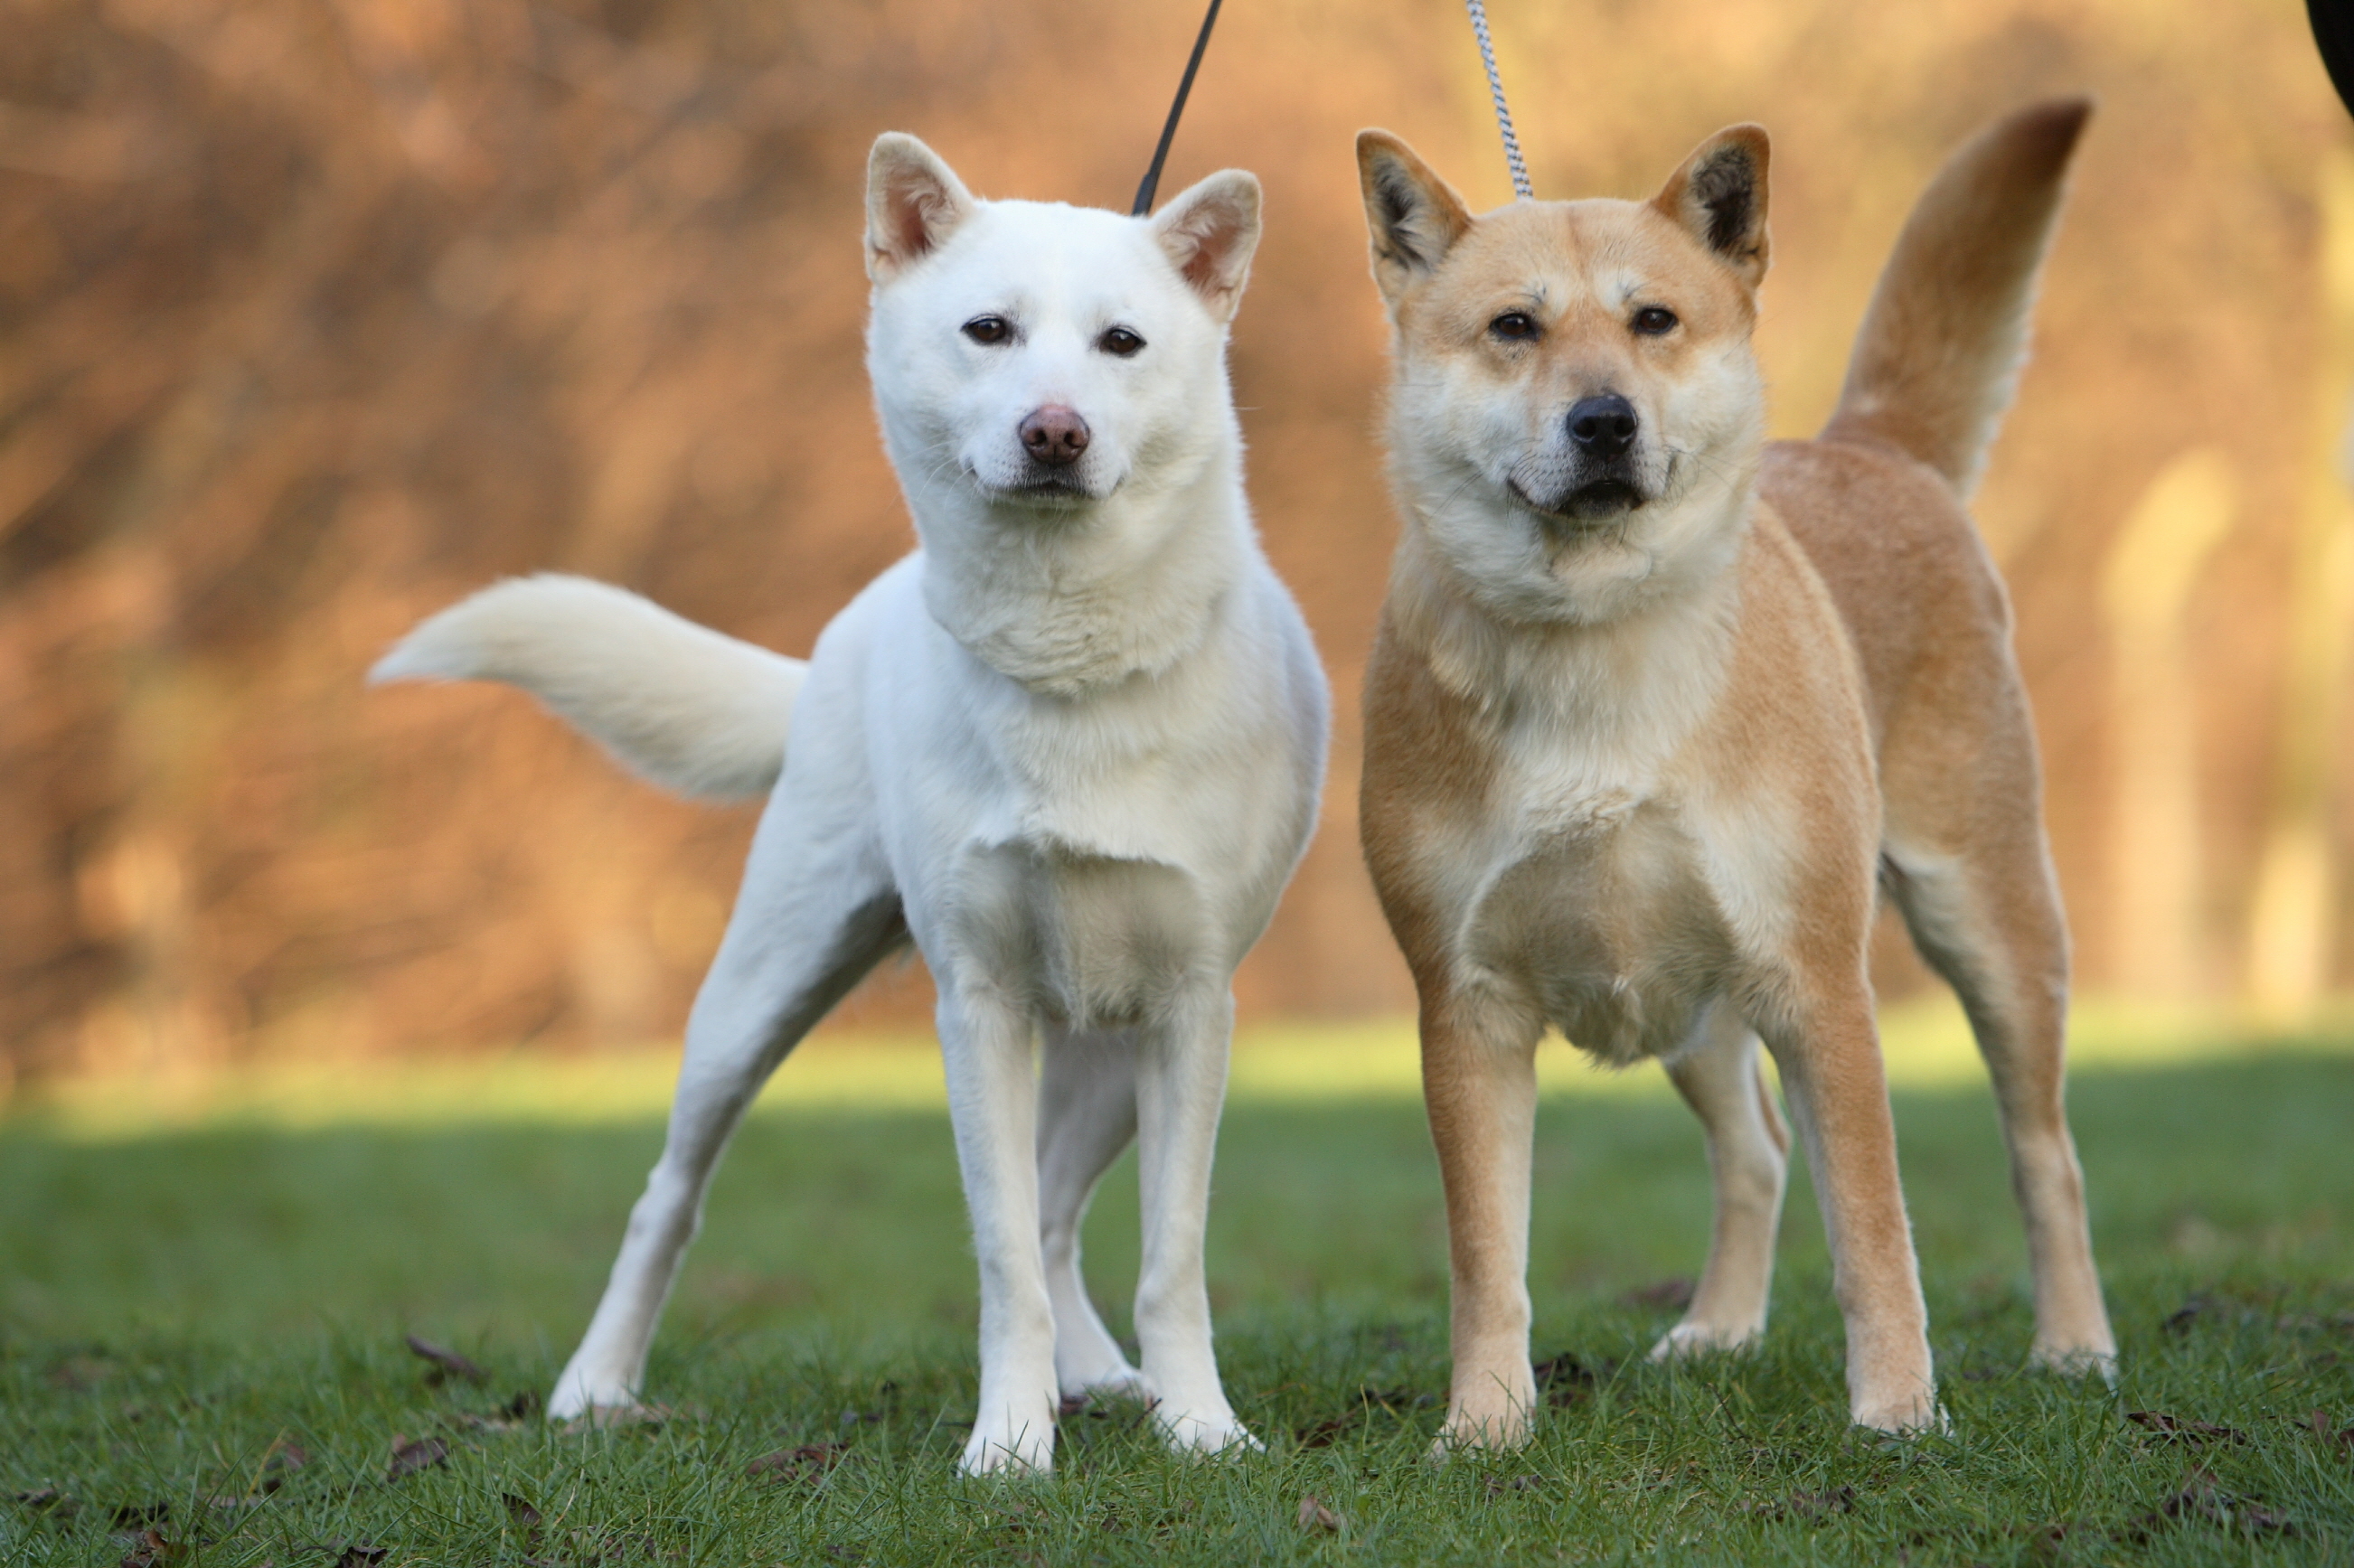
[1360,128,1772,624]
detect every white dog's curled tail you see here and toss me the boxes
[370,574,802,802]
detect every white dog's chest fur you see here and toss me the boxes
[956,842,1204,1028]
[864,556,1316,1033]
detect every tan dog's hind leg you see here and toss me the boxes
[1653,1004,1791,1358]
[1764,986,1940,1433]
[1888,835,2116,1377]
[1423,994,1543,1451]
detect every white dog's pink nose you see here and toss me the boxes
[1020,406,1091,467]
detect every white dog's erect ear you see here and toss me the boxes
[1653,126,1772,288]
[1357,131,1474,311]
[1148,169,1262,322]
[866,133,977,282]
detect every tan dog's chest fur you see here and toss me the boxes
[1369,502,1873,1067]
[1356,103,2118,1450]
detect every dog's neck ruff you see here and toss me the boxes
[1389,483,1750,750]
[918,452,1250,699]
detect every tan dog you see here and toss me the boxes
[1354,101,2116,1448]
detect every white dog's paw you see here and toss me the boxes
[1155,1405,1261,1457]
[1062,1364,1153,1406]
[959,1407,1057,1477]
[547,1366,640,1423]
[1648,1319,1763,1361]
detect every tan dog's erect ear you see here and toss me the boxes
[1149,169,1263,323]
[1357,131,1474,310]
[1652,127,1772,288]
[866,134,977,282]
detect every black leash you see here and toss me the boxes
[1132,0,1225,216]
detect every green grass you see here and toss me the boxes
[4,1030,2353,1564]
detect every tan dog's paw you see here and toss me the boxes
[1851,1390,1946,1436]
[1429,1393,1534,1458]
[2028,1342,2117,1385]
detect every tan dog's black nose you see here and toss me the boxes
[1568,394,1638,459]
[1020,406,1091,467]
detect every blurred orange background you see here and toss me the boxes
[5,0,2351,1084]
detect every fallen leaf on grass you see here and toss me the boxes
[504,1492,543,1527]
[2125,1411,2247,1446]
[1482,1474,1540,1498]
[2118,1468,2297,1541]
[199,1494,269,1513]
[745,1442,846,1483]
[405,1334,488,1385]
[334,1546,389,1568]
[47,1355,112,1390]
[386,1434,449,1480]
[13,1488,77,1518]
[2309,1408,2354,1454]
[444,1411,523,1434]
[1620,1279,1696,1311]
[1294,1413,1353,1449]
[2161,1294,2217,1335]
[1532,1353,1605,1407]
[262,1443,307,1490]
[1295,1496,1344,1533]
[116,1527,184,1568]
[500,1388,542,1422]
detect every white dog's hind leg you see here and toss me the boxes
[1037,1026,1148,1403]
[938,984,1060,1475]
[548,799,900,1422]
[1653,1002,1789,1359]
[1131,991,1256,1455]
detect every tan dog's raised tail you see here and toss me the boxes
[1355,101,2114,1448]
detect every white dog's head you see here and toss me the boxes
[862,135,1260,528]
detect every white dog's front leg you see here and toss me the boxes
[939,986,1059,1474]
[1131,991,1255,1456]
[1038,1026,1147,1403]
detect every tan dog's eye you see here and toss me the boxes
[963,315,1012,345]
[1488,312,1540,342]
[1631,306,1679,336]
[1097,327,1146,358]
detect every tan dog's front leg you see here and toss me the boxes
[1764,990,1938,1433]
[1423,998,1542,1451]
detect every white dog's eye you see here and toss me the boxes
[1489,312,1540,342]
[1631,306,1679,336]
[963,315,1012,345]
[1097,327,1145,358]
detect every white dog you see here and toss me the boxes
[372,134,1330,1474]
